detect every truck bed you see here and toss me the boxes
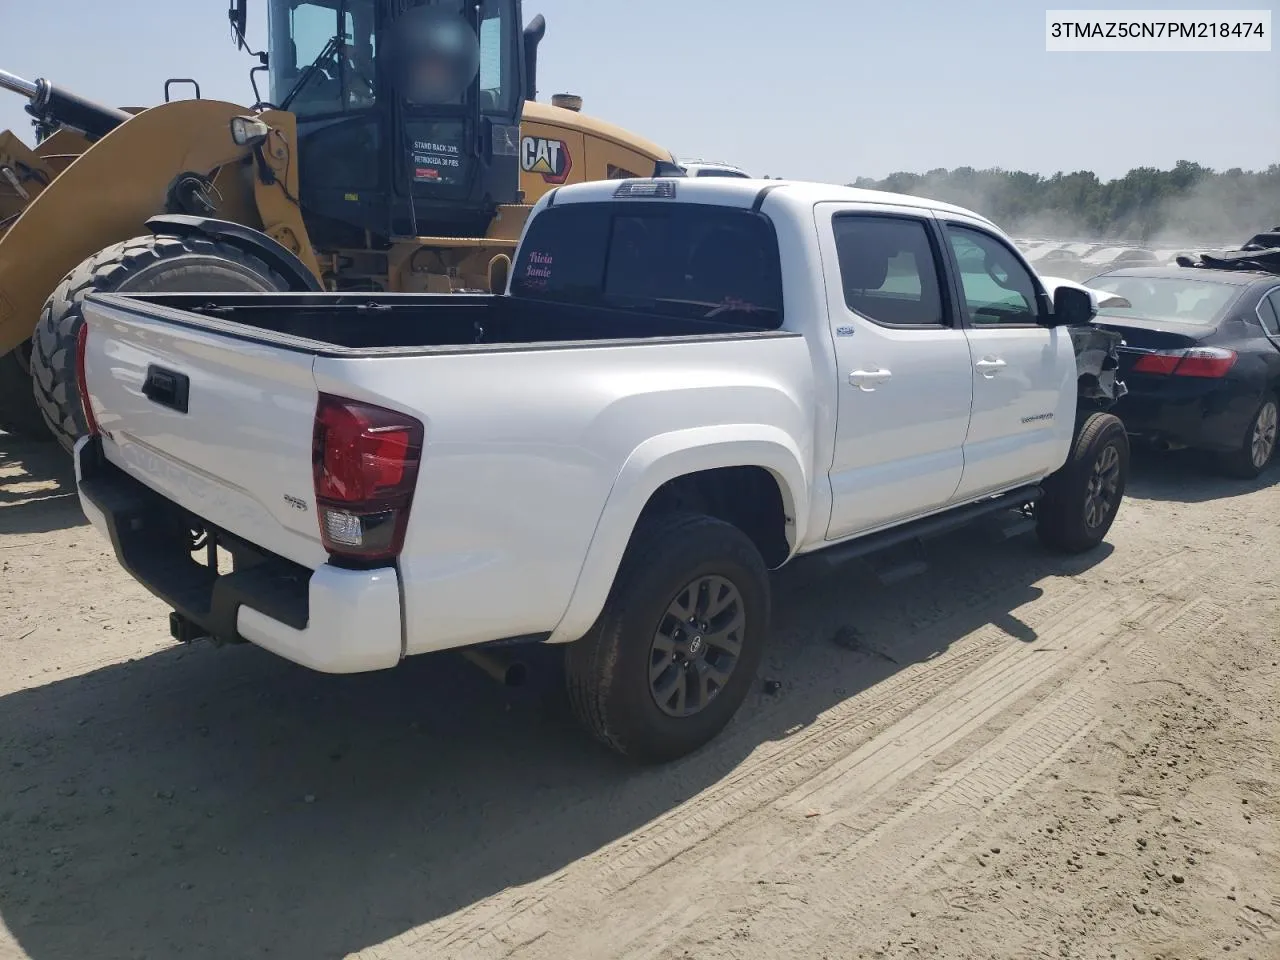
[76,285,812,659]
[87,290,780,356]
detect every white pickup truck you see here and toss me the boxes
[73,177,1129,762]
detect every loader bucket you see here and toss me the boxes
[0,98,268,358]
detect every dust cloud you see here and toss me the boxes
[850,164,1280,250]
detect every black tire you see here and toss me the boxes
[1216,391,1278,480]
[565,511,771,763]
[1036,412,1129,554]
[30,234,290,452]
[0,340,52,440]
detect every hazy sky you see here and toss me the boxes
[2,0,1276,181]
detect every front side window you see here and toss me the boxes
[477,1,513,112]
[388,0,512,111]
[946,225,1041,326]
[832,214,947,327]
[511,203,783,328]
[268,0,513,115]
[269,0,377,115]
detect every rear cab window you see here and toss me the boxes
[511,201,784,329]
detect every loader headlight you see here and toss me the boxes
[230,116,270,148]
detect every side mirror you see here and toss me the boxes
[229,0,248,44]
[1047,285,1096,327]
[488,254,511,295]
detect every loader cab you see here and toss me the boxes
[263,0,531,246]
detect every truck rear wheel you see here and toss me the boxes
[30,234,290,452]
[0,340,51,440]
[1035,412,1129,554]
[565,511,771,763]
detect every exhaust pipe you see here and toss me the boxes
[522,15,546,102]
[460,647,529,687]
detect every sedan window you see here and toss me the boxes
[1259,291,1280,337]
[1089,276,1239,325]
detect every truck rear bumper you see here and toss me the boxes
[74,436,403,674]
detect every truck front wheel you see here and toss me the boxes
[1035,412,1129,554]
[30,235,289,453]
[565,512,771,763]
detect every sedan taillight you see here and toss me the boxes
[1131,347,1237,378]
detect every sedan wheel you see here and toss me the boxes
[1219,392,1279,479]
[1250,399,1278,470]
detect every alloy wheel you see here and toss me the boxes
[1250,401,1278,470]
[648,575,746,718]
[1083,443,1122,530]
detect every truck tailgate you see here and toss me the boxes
[81,295,327,569]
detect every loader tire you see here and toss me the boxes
[0,340,52,440]
[31,234,290,453]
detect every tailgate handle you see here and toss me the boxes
[142,365,190,414]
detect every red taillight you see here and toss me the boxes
[312,393,423,565]
[75,322,100,436]
[1173,348,1238,378]
[1131,347,1237,378]
[1130,352,1181,375]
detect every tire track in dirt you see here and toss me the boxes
[499,556,1231,960]
[624,591,1242,958]
[371,543,1214,960]
[361,584,1094,959]
[843,598,1221,886]
[579,596,1192,960]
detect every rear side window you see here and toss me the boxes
[511,202,783,328]
[832,215,947,327]
[1258,290,1280,337]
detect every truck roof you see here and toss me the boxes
[544,177,1000,229]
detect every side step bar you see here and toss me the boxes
[818,484,1042,569]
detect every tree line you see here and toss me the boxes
[829,162,1280,246]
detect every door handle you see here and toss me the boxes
[849,368,892,392]
[975,357,1007,378]
[142,365,190,413]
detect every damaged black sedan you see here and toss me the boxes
[1085,236,1280,478]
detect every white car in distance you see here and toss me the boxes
[677,160,751,178]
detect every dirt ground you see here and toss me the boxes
[0,431,1276,960]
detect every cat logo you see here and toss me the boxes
[521,136,572,184]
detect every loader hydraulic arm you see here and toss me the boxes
[0,69,132,142]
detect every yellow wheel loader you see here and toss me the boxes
[0,0,681,450]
